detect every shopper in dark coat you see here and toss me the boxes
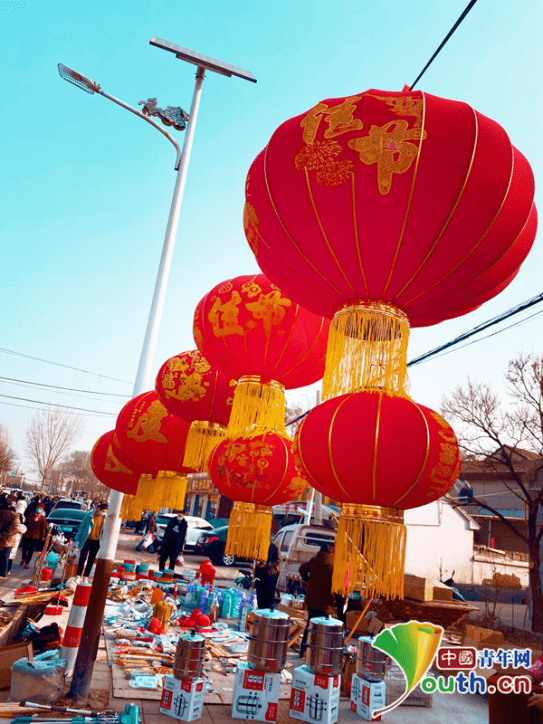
[159,514,188,571]
[20,505,48,568]
[255,542,281,609]
[298,543,337,656]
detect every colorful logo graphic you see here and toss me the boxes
[370,620,444,718]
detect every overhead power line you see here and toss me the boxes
[0,376,130,398]
[410,0,479,90]
[408,291,543,367]
[0,348,132,385]
[0,393,116,416]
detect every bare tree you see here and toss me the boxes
[25,407,85,492]
[0,424,15,474]
[52,450,106,500]
[441,353,543,632]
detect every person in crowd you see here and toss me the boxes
[24,495,41,521]
[43,496,55,515]
[146,511,157,536]
[15,493,27,516]
[20,504,48,569]
[0,499,20,578]
[255,541,281,609]
[74,502,109,580]
[298,543,338,656]
[6,505,26,576]
[159,513,187,572]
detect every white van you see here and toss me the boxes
[272,523,336,595]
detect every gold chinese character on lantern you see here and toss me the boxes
[208,291,245,338]
[348,120,427,195]
[246,291,292,337]
[127,401,168,443]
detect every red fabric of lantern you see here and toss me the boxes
[155,349,235,426]
[193,274,329,388]
[115,391,193,475]
[293,391,460,509]
[209,433,307,505]
[91,430,146,495]
[244,90,537,326]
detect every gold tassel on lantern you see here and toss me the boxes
[119,473,188,521]
[225,501,272,560]
[332,504,406,600]
[183,421,227,471]
[322,300,410,401]
[227,376,288,439]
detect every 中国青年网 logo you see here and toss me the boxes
[365,620,532,719]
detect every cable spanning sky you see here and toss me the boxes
[1,0,542,483]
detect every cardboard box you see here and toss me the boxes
[159,676,205,722]
[345,612,384,636]
[289,665,340,724]
[231,662,280,722]
[350,673,386,721]
[0,642,33,689]
[432,581,453,602]
[463,624,504,648]
[403,574,433,602]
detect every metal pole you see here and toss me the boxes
[68,66,207,702]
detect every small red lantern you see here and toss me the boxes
[293,392,460,597]
[116,391,193,514]
[193,273,329,440]
[209,433,308,560]
[91,430,146,496]
[155,350,236,471]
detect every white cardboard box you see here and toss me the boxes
[289,664,341,724]
[350,673,386,721]
[231,661,281,722]
[160,676,205,722]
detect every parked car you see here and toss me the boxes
[195,525,234,566]
[47,508,88,541]
[273,524,336,595]
[153,514,214,551]
[51,498,86,512]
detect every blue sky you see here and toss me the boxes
[1,0,542,484]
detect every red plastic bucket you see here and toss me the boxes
[41,567,54,581]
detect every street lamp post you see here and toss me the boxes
[59,39,255,700]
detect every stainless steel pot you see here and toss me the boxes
[307,615,344,676]
[356,636,390,679]
[247,608,290,672]
[173,631,205,680]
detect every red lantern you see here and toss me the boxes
[209,433,308,560]
[91,430,146,496]
[244,89,536,327]
[115,391,193,513]
[155,350,236,471]
[293,392,460,598]
[193,273,329,440]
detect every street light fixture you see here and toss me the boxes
[59,39,256,701]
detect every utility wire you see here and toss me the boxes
[408,291,543,366]
[0,347,132,385]
[410,0,479,90]
[0,376,130,399]
[0,393,116,416]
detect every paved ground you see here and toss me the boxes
[0,533,493,722]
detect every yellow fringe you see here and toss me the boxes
[183,421,227,471]
[225,501,272,560]
[118,473,188,521]
[226,376,288,439]
[332,504,406,600]
[322,300,411,401]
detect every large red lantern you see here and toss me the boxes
[244,90,537,402]
[209,433,308,560]
[155,349,236,471]
[116,391,193,514]
[193,273,329,439]
[293,392,461,598]
[244,89,536,327]
[91,430,146,496]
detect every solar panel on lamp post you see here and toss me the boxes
[60,41,256,701]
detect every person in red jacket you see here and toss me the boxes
[20,506,47,569]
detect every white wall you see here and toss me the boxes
[404,500,475,583]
